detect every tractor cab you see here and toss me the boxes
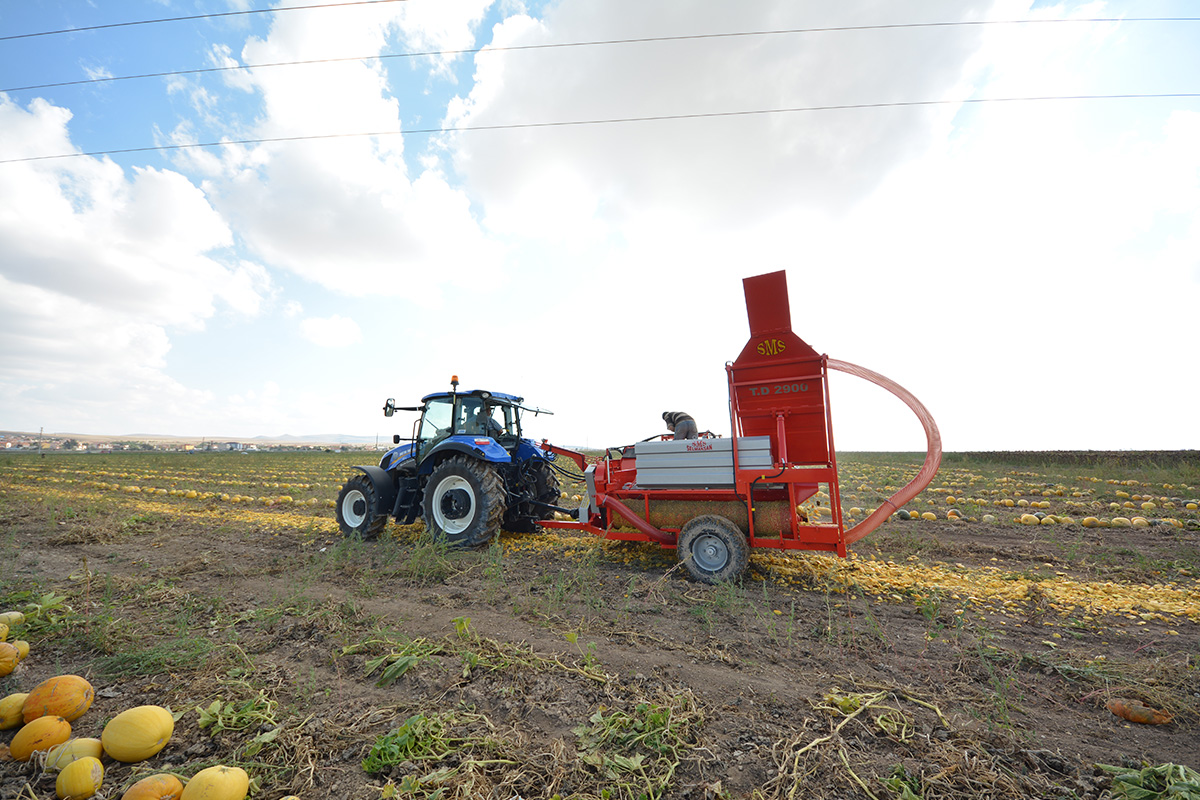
[413,390,524,463]
[379,382,535,475]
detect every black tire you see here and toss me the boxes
[423,455,506,547]
[505,459,562,533]
[336,474,387,540]
[678,515,749,584]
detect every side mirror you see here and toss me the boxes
[393,434,401,444]
[383,398,395,417]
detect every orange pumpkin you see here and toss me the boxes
[23,675,95,723]
[10,714,72,761]
[121,773,185,800]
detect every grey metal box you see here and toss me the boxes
[634,436,773,488]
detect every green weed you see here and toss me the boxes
[572,691,703,800]
[197,687,279,733]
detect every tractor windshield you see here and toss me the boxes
[417,397,454,457]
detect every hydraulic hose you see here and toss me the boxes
[828,359,942,546]
[599,495,678,546]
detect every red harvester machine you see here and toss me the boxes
[541,270,943,583]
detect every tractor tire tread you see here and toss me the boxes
[336,473,387,541]
[424,455,505,547]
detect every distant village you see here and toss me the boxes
[0,432,370,453]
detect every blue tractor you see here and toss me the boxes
[335,377,569,546]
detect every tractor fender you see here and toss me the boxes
[418,439,512,474]
[350,465,399,516]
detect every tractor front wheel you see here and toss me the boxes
[424,456,506,547]
[336,474,387,540]
[678,515,749,584]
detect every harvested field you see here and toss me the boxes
[1,450,1198,799]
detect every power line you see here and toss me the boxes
[4,92,1197,166]
[3,17,1197,95]
[0,0,410,42]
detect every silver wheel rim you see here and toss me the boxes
[691,533,729,572]
[342,488,367,527]
[432,475,475,534]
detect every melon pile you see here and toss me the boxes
[0,608,253,800]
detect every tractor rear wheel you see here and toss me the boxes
[505,459,561,533]
[336,474,387,540]
[678,515,749,584]
[424,455,506,547]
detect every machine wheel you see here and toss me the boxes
[423,455,506,547]
[678,515,749,584]
[336,474,387,540]
[505,459,561,533]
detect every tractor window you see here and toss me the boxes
[418,398,454,444]
[499,406,519,437]
[460,398,504,437]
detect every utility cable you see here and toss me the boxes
[3,91,1198,166]
[3,17,1197,95]
[0,0,410,42]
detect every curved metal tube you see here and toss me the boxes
[828,359,943,546]
[599,495,678,546]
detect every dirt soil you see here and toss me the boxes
[2,495,1198,799]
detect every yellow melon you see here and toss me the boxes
[23,675,95,723]
[47,737,104,770]
[0,692,29,729]
[102,705,174,762]
[11,714,72,761]
[56,754,103,800]
[0,642,18,677]
[121,773,185,800]
[180,765,250,800]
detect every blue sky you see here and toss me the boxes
[1,0,1198,451]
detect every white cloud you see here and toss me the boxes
[300,314,363,347]
[0,274,214,434]
[446,0,998,235]
[201,1,500,303]
[0,94,274,432]
[82,65,114,83]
